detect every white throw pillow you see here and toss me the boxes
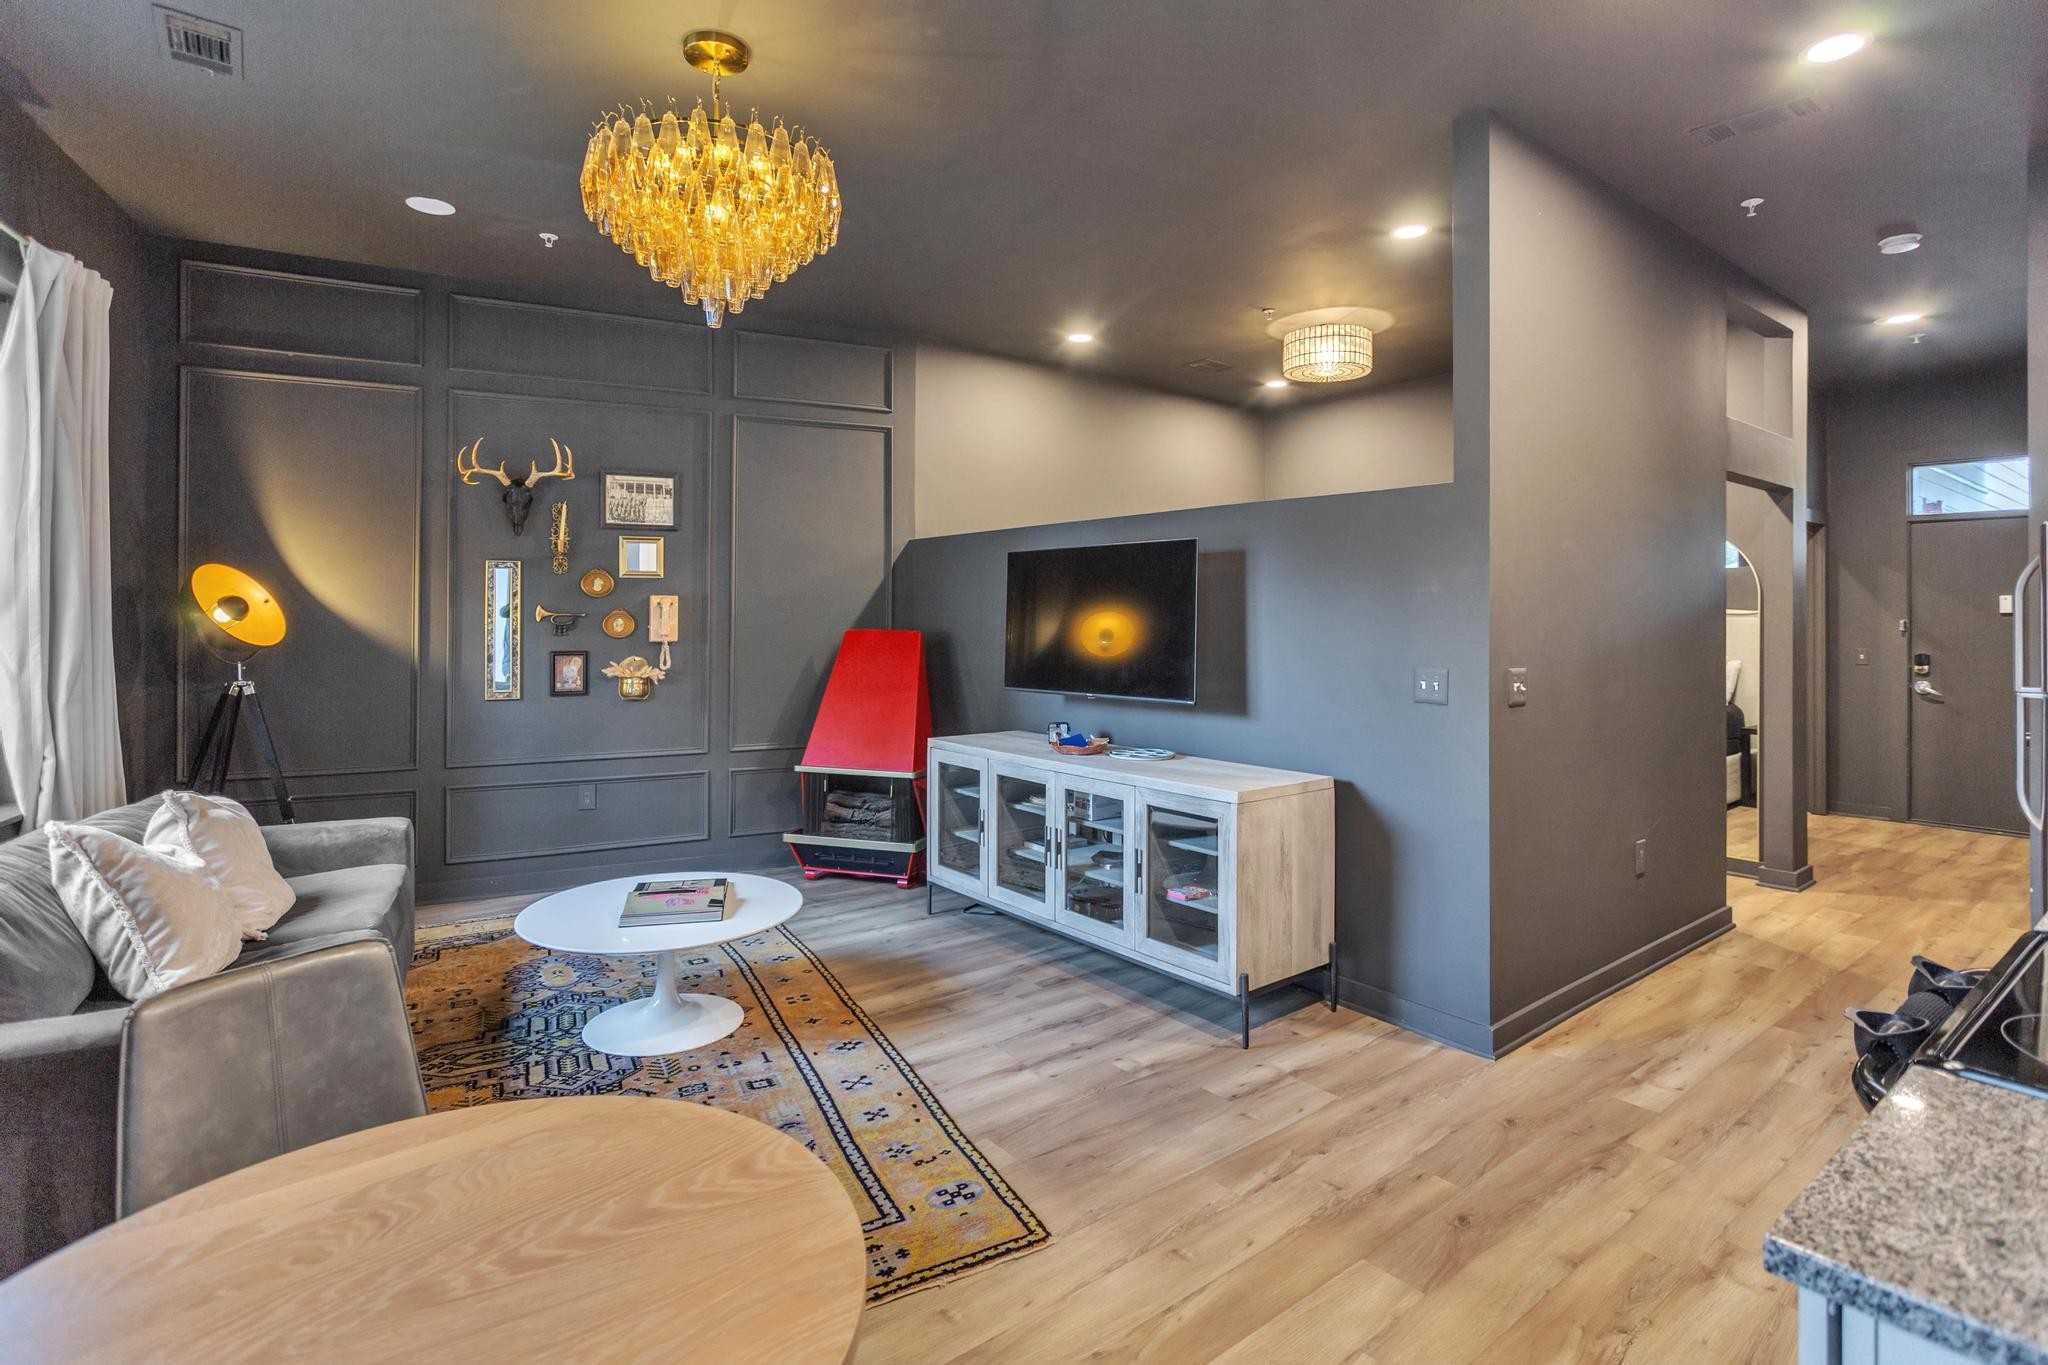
[148,791,296,941]
[45,822,242,1002]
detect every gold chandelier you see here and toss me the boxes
[580,30,840,328]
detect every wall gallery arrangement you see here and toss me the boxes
[464,443,675,706]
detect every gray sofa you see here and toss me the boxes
[0,796,415,1276]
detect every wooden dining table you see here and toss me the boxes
[0,1096,867,1363]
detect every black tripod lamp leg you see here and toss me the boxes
[181,685,233,789]
[209,689,245,794]
[238,687,296,824]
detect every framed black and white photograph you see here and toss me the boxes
[550,650,589,696]
[601,470,677,530]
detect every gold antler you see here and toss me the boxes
[526,438,575,487]
[455,440,513,487]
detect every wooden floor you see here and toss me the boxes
[422,815,2030,1364]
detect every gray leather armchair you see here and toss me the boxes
[118,939,427,1214]
[0,799,416,1274]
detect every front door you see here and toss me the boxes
[1909,515,2030,833]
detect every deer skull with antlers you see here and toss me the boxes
[455,438,575,534]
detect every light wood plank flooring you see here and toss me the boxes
[421,814,2030,1363]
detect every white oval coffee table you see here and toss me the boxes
[513,872,802,1056]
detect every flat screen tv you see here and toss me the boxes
[1004,539,1198,704]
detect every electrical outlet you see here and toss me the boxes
[578,783,597,811]
[1506,667,1529,708]
[1634,839,1648,877]
[1413,666,1449,705]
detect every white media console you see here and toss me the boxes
[926,731,1336,1046]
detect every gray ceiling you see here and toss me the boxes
[2,0,2038,404]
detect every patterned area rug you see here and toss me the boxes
[406,916,1048,1302]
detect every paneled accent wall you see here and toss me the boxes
[174,252,910,897]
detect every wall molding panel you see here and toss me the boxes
[181,261,424,365]
[175,248,909,898]
[448,294,713,395]
[176,367,424,783]
[733,331,894,412]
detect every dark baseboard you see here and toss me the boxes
[1336,978,1494,1057]
[1829,801,1895,821]
[1757,862,1816,891]
[1486,903,1734,1058]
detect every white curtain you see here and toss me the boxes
[0,240,126,824]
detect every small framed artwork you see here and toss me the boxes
[550,650,589,696]
[619,535,665,579]
[602,470,677,530]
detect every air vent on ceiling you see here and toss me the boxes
[154,6,242,77]
[1183,358,1233,372]
[1689,94,1827,146]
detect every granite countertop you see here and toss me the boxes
[1766,1066,2048,1365]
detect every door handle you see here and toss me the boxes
[1913,679,1946,701]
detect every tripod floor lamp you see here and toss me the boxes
[182,562,295,822]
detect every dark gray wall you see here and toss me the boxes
[894,486,1495,1048]
[1822,361,2028,819]
[0,93,178,794]
[172,247,911,898]
[1471,117,1736,1047]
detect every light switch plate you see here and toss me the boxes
[2000,594,2015,616]
[578,783,597,811]
[1506,667,1529,708]
[1854,648,1870,667]
[1413,666,1449,705]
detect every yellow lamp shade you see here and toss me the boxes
[190,563,286,649]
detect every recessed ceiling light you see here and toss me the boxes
[1878,231,1922,255]
[405,196,456,216]
[1064,332,1095,344]
[1263,379,1289,389]
[1802,32,1868,63]
[1390,224,1430,240]
[1878,312,1924,326]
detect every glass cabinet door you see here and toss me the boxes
[1138,798,1229,980]
[932,756,985,886]
[989,765,1053,918]
[1053,779,1133,944]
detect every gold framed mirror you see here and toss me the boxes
[485,559,521,700]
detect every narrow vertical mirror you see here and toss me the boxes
[486,559,521,700]
[1725,541,1760,870]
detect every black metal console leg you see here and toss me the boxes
[1326,941,1338,1012]
[1238,972,1251,1049]
[925,879,937,916]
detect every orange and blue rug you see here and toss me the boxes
[405,916,1048,1302]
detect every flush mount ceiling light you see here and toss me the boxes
[1390,224,1431,240]
[1802,32,1868,63]
[580,29,841,328]
[1878,231,1923,254]
[1263,378,1289,389]
[1266,306,1394,384]
[1064,331,1096,344]
[404,196,456,216]
[1878,312,1924,326]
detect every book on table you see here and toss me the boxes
[618,878,733,927]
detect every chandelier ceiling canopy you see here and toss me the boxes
[580,30,841,328]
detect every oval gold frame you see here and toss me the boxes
[580,568,615,598]
[602,608,637,639]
